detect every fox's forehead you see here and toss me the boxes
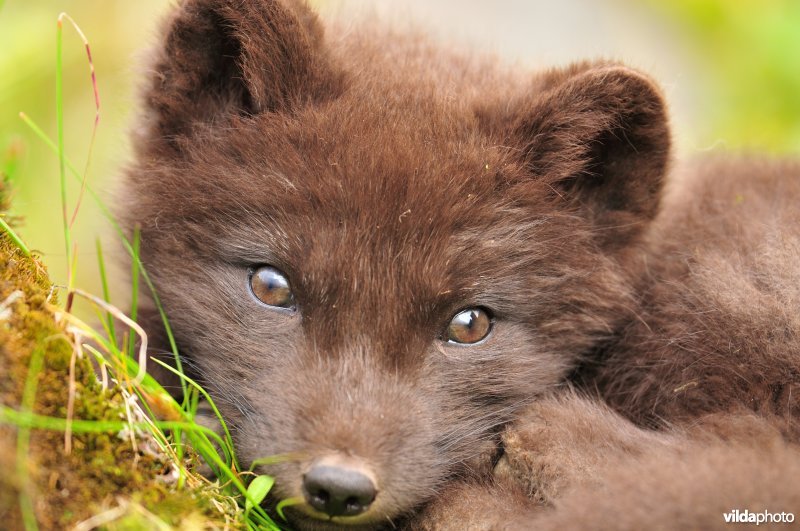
[178,95,515,224]
[193,128,524,310]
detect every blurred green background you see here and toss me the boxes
[1,0,799,304]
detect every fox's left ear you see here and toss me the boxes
[490,63,671,249]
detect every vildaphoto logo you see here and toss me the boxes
[723,509,795,525]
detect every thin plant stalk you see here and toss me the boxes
[56,15,71,288]
[56,13,101,230]
[65,288,148,384]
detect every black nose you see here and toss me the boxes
[302,462,377,517]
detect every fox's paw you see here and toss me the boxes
[496,393,673,504]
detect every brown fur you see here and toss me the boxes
[416,433,800,530]
[414,396,800,529]
[121,0,800,528]
[590,157,800,438]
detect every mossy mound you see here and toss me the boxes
[0,177,238,529]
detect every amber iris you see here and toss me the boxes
[446,308,492,344]
[250,266,295,308]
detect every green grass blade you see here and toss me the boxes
[17,345,46,531]
[128,225,141,359]
[152,358,239,469]
[276,497,303,523]
[94,238,117,347]
[198,444,279,529]
[249,454,296,472]
[1,406,229,449]
[0,216,32,258]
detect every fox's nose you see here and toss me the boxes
[302,458,377,517]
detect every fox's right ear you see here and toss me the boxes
[143,0,342,143]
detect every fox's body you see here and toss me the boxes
[123,1,800,528]
[593,156,800,439]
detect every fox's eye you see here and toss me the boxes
[249,266,295,309]
[446,308,493,344]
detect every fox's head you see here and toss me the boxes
[122,0,670,527]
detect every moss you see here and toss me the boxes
[0,176,240,529]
